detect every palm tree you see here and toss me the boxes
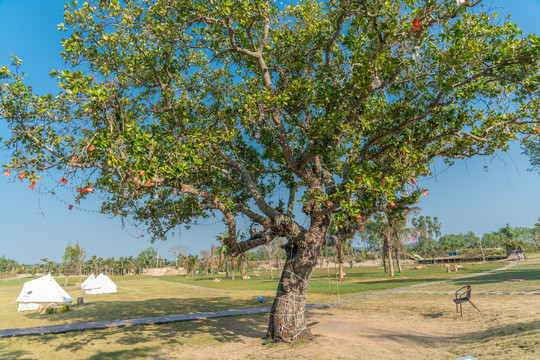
[40,258,48,274]
[365,212,426,277]
[215,232,230,279]
[209,244,215,274]
[327,219,347,281]
[186,255,199,276]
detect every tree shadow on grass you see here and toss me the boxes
[21,296,271,325]
[0,349,34,360]
[452,267,540,286]
[12,296,275,353]
[457,319,540,343]
[34,311,268,353]
[87,346,161,360]
[361,319,540,350]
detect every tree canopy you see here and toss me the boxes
[2,0,540,341]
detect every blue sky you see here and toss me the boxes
[0,0,538,264]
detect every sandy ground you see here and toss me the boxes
[153,289,540,360]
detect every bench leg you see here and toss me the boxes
[469,300,480,313]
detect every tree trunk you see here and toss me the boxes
[266,231,325,342]
[348,249,354,269]
[241,253,247,278]
[385,237,395,277]
[210,245,215,274]
[231,257,235,280]
[395,247,402,274]
[204,258,209,276]
[382,246,388,274]
[225,256,229,279]
[532,235,540,251]
[478,239,486,262]
[337,241,345,281]
[265,245,274,280]
[276,248,283,274]
[64,273,68,287]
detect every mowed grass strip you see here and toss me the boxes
[159,260,504,294]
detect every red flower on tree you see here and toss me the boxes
[411,18,421,33]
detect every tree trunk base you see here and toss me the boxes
[266,322,315,342]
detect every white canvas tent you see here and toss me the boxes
[84,273,117,295]
[16,274,74,311]
[80,273,95,290]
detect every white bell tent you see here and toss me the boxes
[16,274,74,311]
[84,273,117,295]
[80,273,95,290]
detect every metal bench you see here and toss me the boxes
[453,285,480,317]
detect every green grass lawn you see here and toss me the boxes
[159,261,504,295]
[0,260,507,331]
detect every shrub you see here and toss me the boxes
[46,304,70,314]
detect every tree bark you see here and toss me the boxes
[385,238,395,277]
[532,235,540,251]
[382,246,388,274]
[210,245,215,274]
[478,239,486,262]
[241,253,247,278]
[337,241,345,281]
[395,247,403,274]
[231,257,235,280]
[265,245,274,280]
[266,224,327,342]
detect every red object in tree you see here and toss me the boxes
[411,178,415,184]
[71,158,77,164]
[424,190,429,196]
[407,219,410,222]
[4,171,10,177]
[51,191,55,195]
[412,18,421,33]
[19,173,25,179]
[61,178,68,184]
[86,186,94,193]
[88,145,95,152]
[68,205,73,210]
[139,170,145,176]
[28,182,35,190]
[356,215,364,220]
[146,178,151,185]
[537,128,540,134]
[78,187,86,194]
[389,201,396,207]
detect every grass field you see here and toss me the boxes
[0,257,538,359]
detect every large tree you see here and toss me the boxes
[1,0,540,341]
